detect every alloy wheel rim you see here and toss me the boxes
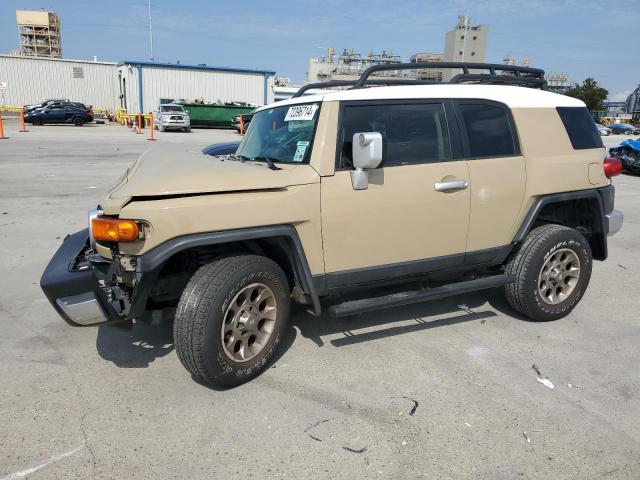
[537,248,581,305]
[221,283,277,362]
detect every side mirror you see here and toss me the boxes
[351,132,383,190]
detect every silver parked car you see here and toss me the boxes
[153,104,191,132]
[596,124,611,136]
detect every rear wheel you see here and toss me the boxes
[504,224,592,321]
[174,254,290,387]
[73,117,84,127]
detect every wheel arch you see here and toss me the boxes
[129,225,321,318]
[512,188,611,261]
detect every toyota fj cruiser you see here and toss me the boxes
[41,63,624,387]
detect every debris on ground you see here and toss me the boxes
[391,396,419,416]
[467,380,487,388]
[523,430,542,443]
[342,446,367,454]
[465,422,472,428]
[532,364,554,389]
[618,264,627,270]
[567,383,584,389]
[87,186,97,189]
[401,441,407,446]
[304,418,332,442]
[537,377,555,389]
[404,397,419,415]
[304,418,368,453]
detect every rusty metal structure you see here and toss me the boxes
[16,10,62,59]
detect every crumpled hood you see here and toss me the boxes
[103,144,320,209]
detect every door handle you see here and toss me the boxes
[434,179,469,192]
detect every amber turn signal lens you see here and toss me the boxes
[91,217,139,242]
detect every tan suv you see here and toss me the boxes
[41,63,624,387]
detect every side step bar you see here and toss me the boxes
[328,274,515,318]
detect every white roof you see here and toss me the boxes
[259,84,585,111]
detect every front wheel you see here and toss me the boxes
[31,117,43,126]
[504,224,592,321]
[174,254,290,387]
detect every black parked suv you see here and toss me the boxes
[25,104,93,126]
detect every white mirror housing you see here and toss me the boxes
[351,132,383,190]
[352,132,383,170]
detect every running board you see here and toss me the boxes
[328,274,515,318]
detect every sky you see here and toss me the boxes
[1,0,639,100]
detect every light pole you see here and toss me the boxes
[148,0,154,61]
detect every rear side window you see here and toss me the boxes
[457,103,518,158]
[556,107,603,150]
[338,103,451,168]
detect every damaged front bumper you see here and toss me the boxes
[40,229,131,326]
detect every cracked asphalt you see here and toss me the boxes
[0,123,639,479]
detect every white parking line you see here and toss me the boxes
[0,446,83,480]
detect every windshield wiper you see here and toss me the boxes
[228,154,281,170]
[253,156,282,171]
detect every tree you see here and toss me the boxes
[565,78,609,112]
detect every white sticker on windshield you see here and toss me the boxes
[284,104,318,122]
[293,141,310,162]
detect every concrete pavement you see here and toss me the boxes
[1,125,639,479]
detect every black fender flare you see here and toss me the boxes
[129,225,321,318]
[511,186,613,260]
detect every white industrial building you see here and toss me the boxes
[0,55,275,112]
[116,61,275,113]
[0,55,119,109]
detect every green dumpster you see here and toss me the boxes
[181,104,254,128]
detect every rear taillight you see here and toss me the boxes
[603,157,623,178]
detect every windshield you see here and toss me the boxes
[235,102,320,164]
[161,105,185,112]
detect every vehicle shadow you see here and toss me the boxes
[95,307,298,376]
[292,289,507,348]
[95,309,175,368]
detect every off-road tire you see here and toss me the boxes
[504,224,592,321]
[174,254,290,387]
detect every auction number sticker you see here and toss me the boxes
[284,104,318,122]
[293,141,310,162]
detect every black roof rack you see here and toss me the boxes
[292,62,547,97]
[292,78,439,98]
[355,62,546,89]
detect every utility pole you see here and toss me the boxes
[148,0,154,61]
